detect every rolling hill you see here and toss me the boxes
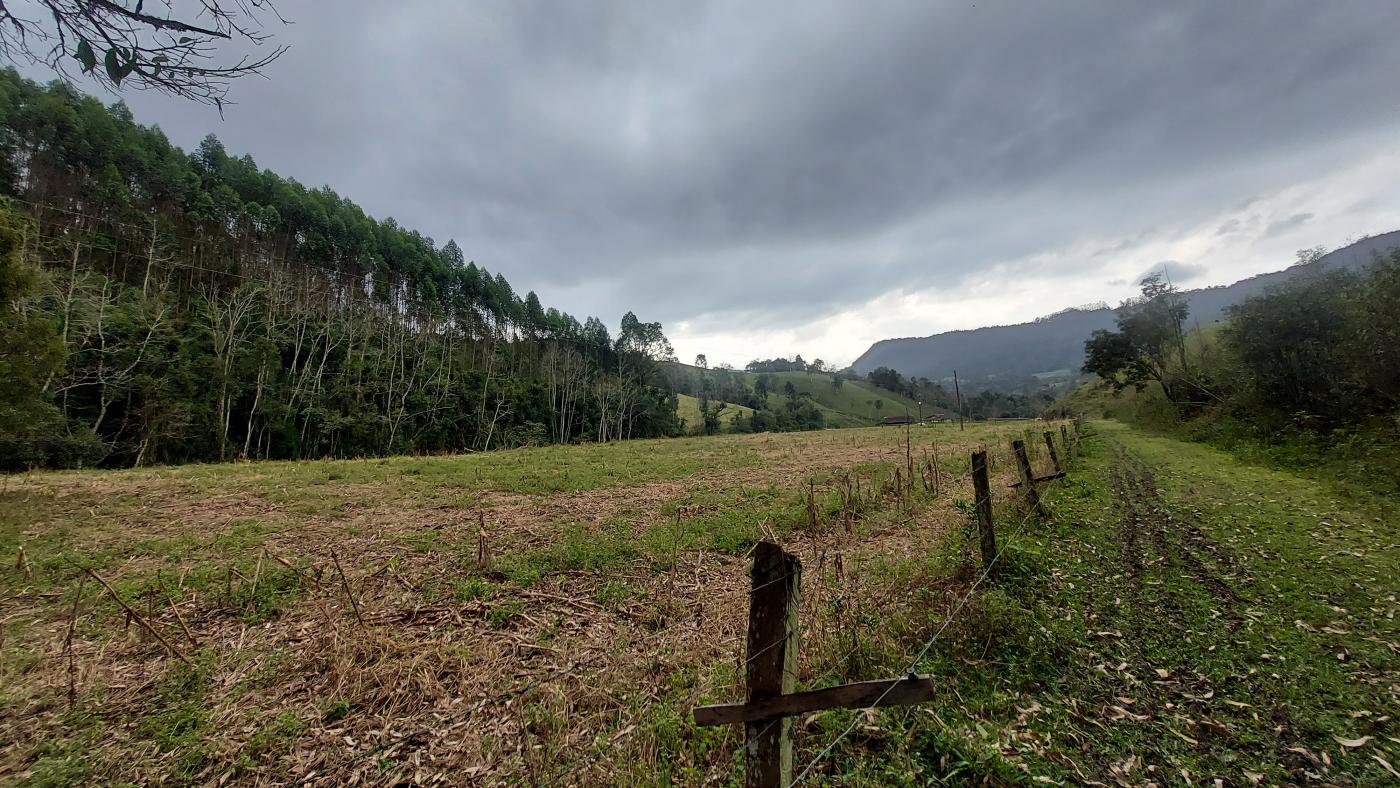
[851,230,1400,388]
[668,366,940,429]
[675,394,755,434]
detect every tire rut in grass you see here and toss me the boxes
[1112,451,1243,607]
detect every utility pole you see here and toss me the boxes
[953,370,964,431]
[917,400,923,424]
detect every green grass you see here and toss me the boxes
[19,419,1387,783]
[675,393,755,434]
[672,368,941,429]
[764,372,931,426]
[809,420,1399,784]
[0,421,1033,785]
[1061,376,1400,502]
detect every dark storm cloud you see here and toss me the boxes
[91,0,1400,338]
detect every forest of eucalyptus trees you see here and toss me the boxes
[0,70,679,469]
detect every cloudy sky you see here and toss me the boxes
[35,1,1400,367]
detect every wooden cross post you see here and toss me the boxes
[694,542,937,786]
[746,541,799,786]
[1042,431,1062,475]
[1011,439,1047,518]
[970,450,996,573]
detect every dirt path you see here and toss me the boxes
[1110,448,1242,608]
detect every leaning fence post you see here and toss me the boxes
[746,541,801,787]
[1043,431,1062,475]
[1011,439,1047,518]
[971,450,996,573]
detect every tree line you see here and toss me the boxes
[1082,248,1400,436]
[668,363,826,435]
[864,365,1053,420]
[0,70,681,469]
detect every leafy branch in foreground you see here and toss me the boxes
[0,0,287,106]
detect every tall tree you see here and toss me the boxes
[1083,274,1200,405]
[0,201,66,466]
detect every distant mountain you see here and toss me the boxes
[851,230,1400,388]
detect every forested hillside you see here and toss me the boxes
[0,70,681,469]
[667,361,1050,430]
[853,231,1400,388]
[1065,248,1400,493]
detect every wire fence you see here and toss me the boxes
[790,484,1054,784]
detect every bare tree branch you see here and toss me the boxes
[0,0,287,107]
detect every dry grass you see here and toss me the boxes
[0,422,1058,785]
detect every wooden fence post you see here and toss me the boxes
[746,541,801,787]
[1059,424,1070,467]
[695,544,937,779]
[1043,431,1061,475]
[1011,439,1046,518]
[1073,418,1082,455]
[971,450,996,573]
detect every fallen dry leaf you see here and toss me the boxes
[1334,735,1373,748]
[1373,755,1400,779]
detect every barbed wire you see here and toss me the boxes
[789,469,1068,786]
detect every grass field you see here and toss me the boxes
[2,420,1396,785]
[675,394,755,434]
[764,372,930,427]
[673,368,937,430]
[1,421,1014,785]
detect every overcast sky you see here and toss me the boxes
[34,1,1400,368]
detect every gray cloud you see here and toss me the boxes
[46,0,1400,355]
[1215,218,1242,236]
[1136,261,1210,285]
[1265,212,1316,237]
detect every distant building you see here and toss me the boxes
[880,415,915,425]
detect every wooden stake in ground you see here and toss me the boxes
[905,424,915,496]
[806,480,817,532]
[1011,439,1047,518]
[331,551,366,630]
[693,542,937,786]
[930,436,942,496]
[970,450,997,573]
[1043,431,1062,475]
[77,565,191,665]
[1073,418,1082,455]
[62,575,87,707]
[157,570,199,648]
[1060,424,1071,467]
[953,369,965,431]
[744,541,800,787]
[666,510,683,620]
[476,511,492,572]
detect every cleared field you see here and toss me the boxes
[672,367,938,429]
[1,421,1031,785]
[761,372,931,426]
[675,393,755,434]
[8,420,1392,785]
